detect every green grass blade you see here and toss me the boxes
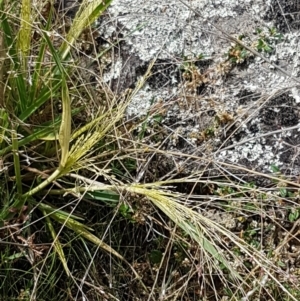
[43,210,70,277]
[0,117,61,156]
[0,8,27,112]
[59,75,71,167]
[0,106,82,156]
[14,74,28,112]
[0,108,9,144]
[0,5,13,51]
[37,201,142,276]
[35,202,85,221]
[85,190,120,205]
[42,30,65,75]
[18,0,32,69]
[28,9,53,105]
[48,211,148,292]
[11,130,22,195]
[19,25,67,121]
[18,80,61,121]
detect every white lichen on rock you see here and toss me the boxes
[97,0,300,174]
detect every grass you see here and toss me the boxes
[1,0,300,300]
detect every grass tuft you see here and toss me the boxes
[0,0,300,300]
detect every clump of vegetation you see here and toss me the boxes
[226,27,283,65]
[0,0,300,300]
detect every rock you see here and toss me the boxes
[94,0,300,176]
